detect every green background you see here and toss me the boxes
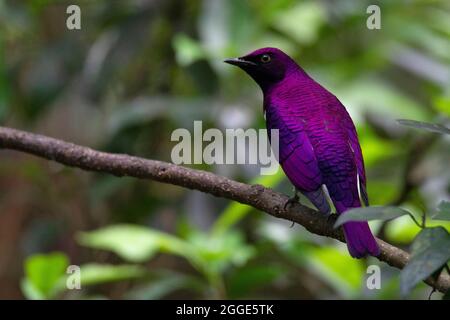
[0,0,449,299]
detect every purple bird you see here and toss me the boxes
[225,47,380,258]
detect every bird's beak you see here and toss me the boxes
[223,57,256,67]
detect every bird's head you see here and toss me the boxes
[224,47,300,91]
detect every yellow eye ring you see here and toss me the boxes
[260,54,271,63]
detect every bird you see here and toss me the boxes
[224,47,380,258]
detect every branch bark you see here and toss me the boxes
[0,126,448,294]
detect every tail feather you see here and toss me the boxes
[342,221,380,258]
[333,200,380,258]
[304,187,331,215]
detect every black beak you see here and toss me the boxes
[224,57,256,67]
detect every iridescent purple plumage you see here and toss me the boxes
[225,47,380,258]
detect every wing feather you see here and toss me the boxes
[265,105,322,192]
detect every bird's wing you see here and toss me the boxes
[339,104,369,206]
[265,104,322,192]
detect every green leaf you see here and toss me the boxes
[78,264,146,286]
[78,224,254,284]
[410,227,450,257]
[397,119,450,135]
[400,227,450,296]
[334,206,410,228]
[77,224,193,263]
[22,252,69,299]
[432,201,450,221]
[188,231,255,274]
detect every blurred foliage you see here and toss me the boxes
[331,201,450,296]
[21,252,68,299]
[400,226,449,296]
[0,0,449,299]
[78,224,254,298]
[22,251,147,299]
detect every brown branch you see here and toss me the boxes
[0,126,449,294]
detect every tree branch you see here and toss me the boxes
[0,126,448,294]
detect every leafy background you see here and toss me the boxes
[0,0,449,299]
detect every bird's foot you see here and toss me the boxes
[284,193,300,211]
[326,213,338,226]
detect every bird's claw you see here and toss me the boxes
[284,194,299,210]
[326,213,338,226]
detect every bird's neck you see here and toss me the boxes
[255,64,306,93]
[262,71,313,112]
[263,71,310,96]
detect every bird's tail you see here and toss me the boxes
[342,221,380,258]
[333,199,380,258]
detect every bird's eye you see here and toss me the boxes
[260,54,271,63]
